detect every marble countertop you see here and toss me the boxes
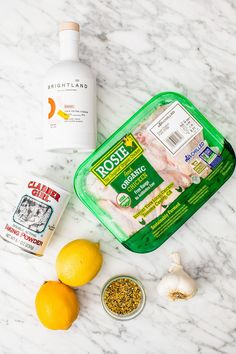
[0,0,236,353]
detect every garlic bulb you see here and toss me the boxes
[157,252,197,301]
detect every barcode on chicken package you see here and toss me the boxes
[147,101,202,155]
[165,131,183,148]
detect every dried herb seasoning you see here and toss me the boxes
[103,277,143,316]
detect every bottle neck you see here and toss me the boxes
[59,30,80,61]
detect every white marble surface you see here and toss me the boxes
[0,0,236,353]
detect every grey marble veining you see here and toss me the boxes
[0,0,236,353]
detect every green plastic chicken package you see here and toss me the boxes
[74,92,235,253]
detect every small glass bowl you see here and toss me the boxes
[101,275,146,320]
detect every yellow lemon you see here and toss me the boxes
[35,281,79,330]
[56,239,103,287]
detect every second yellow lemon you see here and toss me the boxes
[35,281,79,330]
[56,239,103,287]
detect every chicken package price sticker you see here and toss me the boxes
[0,176,70,256]
[74,92,235,253]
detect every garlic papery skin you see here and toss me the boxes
[157,252,197,301]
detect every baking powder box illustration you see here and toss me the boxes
[0,175,70,256]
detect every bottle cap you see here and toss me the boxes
[59,22,80,32]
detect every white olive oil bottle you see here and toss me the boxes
[44,22,96,152]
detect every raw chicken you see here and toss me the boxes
[86,105,210,237]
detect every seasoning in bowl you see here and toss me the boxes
[101,275,146,320]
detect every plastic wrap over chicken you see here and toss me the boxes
[75,92,235,253]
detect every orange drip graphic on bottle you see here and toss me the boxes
[48,98,56,119]
[48,98,70,120]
